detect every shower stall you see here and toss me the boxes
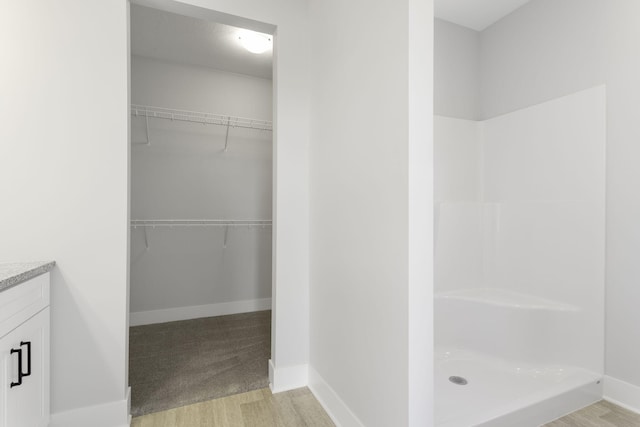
[434,86,606,426]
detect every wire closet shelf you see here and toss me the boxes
[131,104,273,132]
[130,219,272,228]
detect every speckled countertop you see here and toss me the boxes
[0,261,55,293]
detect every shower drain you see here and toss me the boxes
[449,376,468,385]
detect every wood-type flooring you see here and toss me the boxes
[544,400,640,426]
[131,387,335,427]
[133,393,640,427]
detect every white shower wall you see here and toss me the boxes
[434,117,484,290]
[482,87,605,310]
[436,86,605,371]
[130,56,273,324]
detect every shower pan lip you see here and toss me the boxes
[434,291,604,426]
[435,347,603,427]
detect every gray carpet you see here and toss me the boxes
[129,310,271,417]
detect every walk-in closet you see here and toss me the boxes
[128,4,274,417]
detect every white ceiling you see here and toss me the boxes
[435,0,534,31]
[130,4,272,79]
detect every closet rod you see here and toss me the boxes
[131,219,272,227]
[131,104,273,132]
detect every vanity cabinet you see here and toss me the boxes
[0,272,50,427]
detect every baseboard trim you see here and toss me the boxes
[308,366,365,427]
[604,375,640,414]
[269,360,308,393]
[50,387,131,427]
[130,298,272,326]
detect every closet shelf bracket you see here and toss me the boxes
[224,116,231,152]
[144,108,151,146]
[131,106,152,146]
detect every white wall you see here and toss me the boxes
[131,56,272,120]
[479,0,607,120]
[0,0,130,424]
[129,56,273,321]
[308,0,433,426]
[479,0,640,393]
[434,19,481,120]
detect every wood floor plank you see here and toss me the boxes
[268,388,307,427]
[544,400,640,427]
[241,398,278,427]
[131,387,334,427]
[174,401,218,427]
[289,390,335,427]
[220,389,265,426]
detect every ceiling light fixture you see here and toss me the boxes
[237,30,272,54]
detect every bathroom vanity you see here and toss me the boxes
[0,261,54,427]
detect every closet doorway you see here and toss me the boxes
[128,3,274,417]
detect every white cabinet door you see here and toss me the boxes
[0,308,49,427]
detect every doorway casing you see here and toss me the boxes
[129,0,312,393]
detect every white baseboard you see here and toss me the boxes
[604,375,640,414]
[130,298,272,326]
[50,387,131,427]
[269,360,308,393]
[308,366,365,427]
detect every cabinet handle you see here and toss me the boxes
[9,348,23,388]
[20,341,31,377]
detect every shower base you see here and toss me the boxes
[435,347,602,427]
